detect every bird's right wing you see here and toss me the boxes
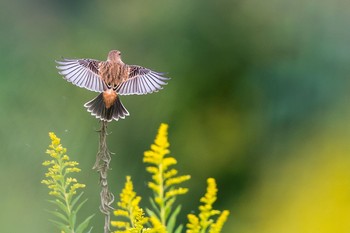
[56,58,107,92]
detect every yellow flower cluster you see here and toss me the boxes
[143,123,190,228]
[112,176,170,233]
[186,178,229,233]
[147,217,167,233]
[41,132,92,233]
[112,176,149,233]
[112,124,229,233]
[42,132,85,197]
[144,123,190,200]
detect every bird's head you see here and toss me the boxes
[107,50,122,63]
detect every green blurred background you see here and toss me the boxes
[1,0,350,232]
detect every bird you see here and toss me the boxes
[56,50,169,122]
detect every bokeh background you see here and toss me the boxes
[1,0,350,232]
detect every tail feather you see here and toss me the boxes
[84,93,129,122]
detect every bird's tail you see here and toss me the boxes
[84,93,129,122]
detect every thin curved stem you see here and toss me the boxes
[93,120,115,233]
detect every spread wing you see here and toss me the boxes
[116,65,170,95]
[56,58,107,92]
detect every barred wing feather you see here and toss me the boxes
[56,58,106,92]
[116,65,169,95]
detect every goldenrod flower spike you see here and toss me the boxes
[186,178,229,233]
[186,214,200,233]
[147,217,167,233]
[42,132,93,233]
[112,176,149,233]
[144,123,190,233]
[209,210,230,233]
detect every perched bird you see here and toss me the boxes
[56,50,169,122]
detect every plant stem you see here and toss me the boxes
[58,153,74,232]
[93,121,115,233]
[158,163,166,226]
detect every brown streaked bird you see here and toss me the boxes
[56,50,169,122]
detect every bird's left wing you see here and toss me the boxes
[56,58,107,92]
[116,65,170,95]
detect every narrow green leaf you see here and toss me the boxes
[67,192,73,205]
[71,191,84,210]
[75,214,95,233]
[165,204,172,221]
[86,226,93,233]
[75,198,88,215]
[166,205,181,233]
[49,219,71,233]
[174,224,183,233]
[149,197,160,215]
[164,197,176,220]
[47,199,69,216]
[47,210,69,224]
[69,210,77,230]
[145,208,158,219]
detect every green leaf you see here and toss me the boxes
[75,214,95,233]
[69,210,77,230]
[164,197,176,220]
[48,199,69,216]
[166,205,181,233]
[74,198,88,215]
[67,192,73,205]
[174,224,183,233]
[149,197,160,215]
[47,210,69,224]
[49,219,71,233]
[165,204,172,221]
[145,208,158,219]
[71,191,84,210]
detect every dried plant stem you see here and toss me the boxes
[93,121,115,233]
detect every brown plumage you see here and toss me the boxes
[56,50,169,122]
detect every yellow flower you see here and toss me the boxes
[165,187,189,199]
[186,214,200,233]
[186,178,229,233]
[166,175,191,187]
[111,124,229,233]
[42,133,84,196]
[143,123,190,231]
[147,217,167,233]
[112,176,149,233]
[49,132,61,146]
[42,132,91,233]
[209,210,230,233]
